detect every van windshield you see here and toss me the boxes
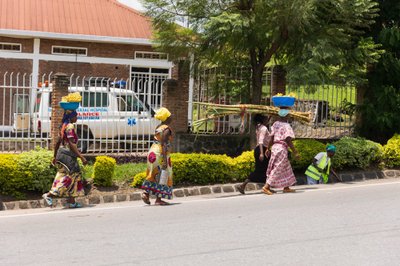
[117,95,145,112]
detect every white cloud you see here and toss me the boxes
[117,0,145,11]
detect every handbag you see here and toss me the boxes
[159,170,169,185]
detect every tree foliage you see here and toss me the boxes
[358,0,400,142]
[144,0,381,103]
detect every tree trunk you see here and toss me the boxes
[249,64,265,148]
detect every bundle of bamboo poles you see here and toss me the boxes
[192,102,312,129]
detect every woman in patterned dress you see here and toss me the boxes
[42,110,88,208]
[141,107,173,206]
[238,114,271,194]
[262,108,300,195]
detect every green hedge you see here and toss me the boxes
[92,156,116,187]
[382,134,400,168]
[332,137,383,169]
[1,136,399,198]
[290,139,326,170]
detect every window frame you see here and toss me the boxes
[134,51,168,60]
[51,45,88,56]
[0,42,22,52]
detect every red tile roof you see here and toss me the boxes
[0,0,152,40]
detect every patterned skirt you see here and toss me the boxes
[141,143,173,199]
[266,143,296,188]
[49,164,84,198]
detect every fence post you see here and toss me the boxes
[271,65,286,95]
[51,73,69,150]
[162,78,188,133]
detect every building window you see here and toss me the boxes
[52,46,87,56]
[135,51,168,60]
[0,42,21,52]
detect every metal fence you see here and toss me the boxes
[0,70,168,154]
[190,66,356,139]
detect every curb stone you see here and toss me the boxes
[2,170,400,211]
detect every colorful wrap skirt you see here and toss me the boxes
[141,142,173,199]
[266,142,296,188]
[49,163,84,198]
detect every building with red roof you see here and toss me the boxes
[0,0,172,79]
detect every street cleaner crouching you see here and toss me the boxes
[305,144,341,185]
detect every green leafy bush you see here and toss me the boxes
[171,153,235,185]
[233,151,254,180]
[131,172,147,188]
[92,156,116,187]
[333,137,383,169]
[0,154,23,197]
[382,134,400,168]
[16,147,56,193]
[290,139,326,170]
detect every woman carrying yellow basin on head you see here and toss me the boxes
[141,107,174,206]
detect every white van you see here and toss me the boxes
[32,86,158,152]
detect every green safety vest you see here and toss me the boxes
[305,153,331,184]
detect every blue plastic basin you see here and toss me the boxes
[271,96,295,107]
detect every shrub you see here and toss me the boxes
[16,147,56,193]
[333,137,383,169]
[92,156,116,187]
[131,172,147,188]
[171,153,235,186]
[232,151,254,181]
[290,139,326,170]
[0,154,23,197]
[382,134,400,168]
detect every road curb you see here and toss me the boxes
[1,169,400,211]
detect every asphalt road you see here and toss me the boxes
[1,179,400,266]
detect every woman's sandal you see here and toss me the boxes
[154,200,170,206]
[69,202,82,208]
[262,187,273,195]
[283,188,296,193]
[237,185,245,195]
[141,192,151,205]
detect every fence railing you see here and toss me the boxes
[190,66,356,139]
[0,72,168,154]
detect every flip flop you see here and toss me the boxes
[262,187,273,195]
[69,202,82,208]
[283,188,296,193]
[237,185,245,195]
[141,192,150,205]
[154,201,170,206]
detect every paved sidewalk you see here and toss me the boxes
[1,169,400,211]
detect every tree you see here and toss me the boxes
[144,0,381,105]
[358,0,400,143]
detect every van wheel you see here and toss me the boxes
[77,129,93,154]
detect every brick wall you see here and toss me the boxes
[162,61,189,135]
[50,73,69,150]
[0,36,33,53]
[40,39,153,59]
[39,61,130,79]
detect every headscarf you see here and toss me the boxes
[155,107,171,122]
[60,110,77,139]
[326,144,336,152]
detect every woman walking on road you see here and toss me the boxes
[42,109,88,208]
[141,107,174,206]
[238,114,271,194]
[262,107,299,195]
